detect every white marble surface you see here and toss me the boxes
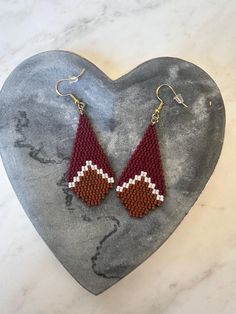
[0,0,235,313]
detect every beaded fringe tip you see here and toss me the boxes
[67,114,114,206]
[116,124,166,217]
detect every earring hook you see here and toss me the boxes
[151,84,188,125]
[55,68,86,114]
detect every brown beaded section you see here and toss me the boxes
[71,167,113,206]
[117,176,162,217]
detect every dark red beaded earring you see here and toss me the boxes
[55,69,115,206]
[116,84,188,218]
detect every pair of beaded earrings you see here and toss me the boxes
[55,69,187,218]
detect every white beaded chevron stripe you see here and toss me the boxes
[116,171,164,201]
[68,160,115,188]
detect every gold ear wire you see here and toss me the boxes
[55,68,86,114]
[151,84,188,125]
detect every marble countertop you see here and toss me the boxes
[0,1,235,313]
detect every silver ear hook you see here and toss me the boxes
[55,68,86,114]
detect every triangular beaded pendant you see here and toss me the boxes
[116,124,166,217]
[67,114,115,206]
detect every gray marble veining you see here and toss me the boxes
[0,51,225,294]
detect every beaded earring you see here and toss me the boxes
[116,84,188,218]
[55,69,115,206]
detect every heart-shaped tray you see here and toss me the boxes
[0,51,225,294]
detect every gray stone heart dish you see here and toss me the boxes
[0,51,225,294]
